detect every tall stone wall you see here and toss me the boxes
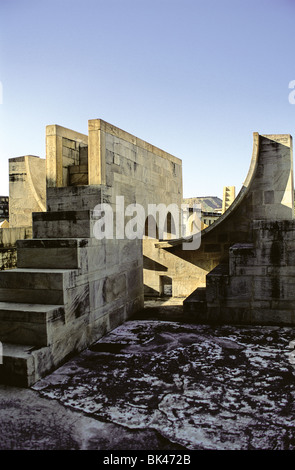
[87,119,183,299]
[87,119,182,207]
[44,120,183,320]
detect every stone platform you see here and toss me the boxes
[1,301,295,451]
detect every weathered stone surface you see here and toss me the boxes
[32,210,96,238]
[46,125,88,188]
[9,155,46,228]
[1,120,184,385]
[0,303,65,346]
[0,268,77,305]
[0,382,185,450]
[16,238,82,269]
[31,319,295,450]
[46,185,101,212]
[156,133,294,299]
[3,122,295,390]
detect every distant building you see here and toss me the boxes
[222,186,236,214]
[183,196,222,229]
[202,211,221,227]
[0,220,9,228]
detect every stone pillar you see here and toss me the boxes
[88,119,106,185]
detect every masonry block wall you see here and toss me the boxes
[46,125,88,188]
[181,134,295,325]
[0,227,32,271]
[200,220,295,325]
[0,119,183,386]
[154,133,294,298]
[86,119,183,299]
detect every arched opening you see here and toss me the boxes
[144,214,159,239]
[164,211,177,240]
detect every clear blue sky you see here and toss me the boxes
[0,0,295,199]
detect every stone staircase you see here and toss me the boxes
[0,193,97,386]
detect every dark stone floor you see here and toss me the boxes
[1,299,295,452]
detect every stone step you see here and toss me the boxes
[46,186,102,212]
[0,342,47,387]
[0,268,75,304]
[0,303,64,347]
[69,173,88,186]
[16,238,86,269]
[69,164,88,174]
[69,164,88,186]
[33,210,96,238]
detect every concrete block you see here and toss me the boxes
[69,172,88,186]
[62,138,77,150]
[33,210,96,238]
[0,303,65,347]
[17,238,81,269]
[0,268,75,290]
[0,287,64,305]
[0,343,36,387]
[0,268,77,305]
[46,186,102,212]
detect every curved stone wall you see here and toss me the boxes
[153,133,294,297]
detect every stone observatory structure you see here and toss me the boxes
[0,123,294,388]
[0,119,182,386]
[176,133,294,324]
[145,134,294,304]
